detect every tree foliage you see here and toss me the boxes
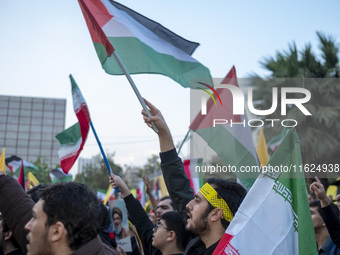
[250,31,340,175]
[142,154,161,176]
[32,156,52,184]
[74,152,123,190]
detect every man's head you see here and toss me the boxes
[309,200,339,231]
[186,178,246,235]
[156,196,175,221]
[24,182,102,255]
[112,207,123,233]
[152,211,189,252]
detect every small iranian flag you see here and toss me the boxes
[56,75,91,174]
[190,66,259,189]
[213,128,318,255]
[77,0,212,88]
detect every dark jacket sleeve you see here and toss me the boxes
[124,194,160,255]
[0,175,35,254]
[320,204,340,248]
[160,148,195,224]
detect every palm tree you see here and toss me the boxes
[250,32,340,182]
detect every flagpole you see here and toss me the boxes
[112,51,159,133]
[89,122,119,192]
[177,129,190,154]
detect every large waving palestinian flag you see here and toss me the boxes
[77,0,212,88]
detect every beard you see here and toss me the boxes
[113,224,122,235]
[28,228,52,255]
[186,207,211,235]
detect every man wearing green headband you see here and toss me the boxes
[142,99,247,254]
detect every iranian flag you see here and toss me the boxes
[189,66,259,189]
[77,0,212,88]
[213,128,318,255]
[56,75,91,174]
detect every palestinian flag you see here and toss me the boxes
[213,128,317,255]
[56,75,91,174]
[77,0,212,88]
[5,155,39,175]
[190,66,259,189]
[49,168,73,183]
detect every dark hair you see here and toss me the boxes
[206,178,247,229]
[159,196,176,211]
[40,182,103,250]
[310,199,340,217]
[100,204,111,230]
[0,215,20,249]
[27,184,50,203]
[160,211,189,251]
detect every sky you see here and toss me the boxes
[1,0,339,176]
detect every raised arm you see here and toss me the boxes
[142,99,194,223]
[310,176,340,247]
[143,175,158,212]
[109,174,159,255]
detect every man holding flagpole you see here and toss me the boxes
[142,99,246,254]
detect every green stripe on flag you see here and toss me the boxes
[56,123,82,145]
[268,128,317,255]
[93,37,212,88]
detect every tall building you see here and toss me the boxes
[0,95,66,168]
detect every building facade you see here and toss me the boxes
[0,95,66,168]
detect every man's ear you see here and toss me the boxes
[4,230,13,241]
[49,221,67,242]
[210,208,224,222]
[166,230,176,242]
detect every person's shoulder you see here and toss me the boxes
[102,243,120,255]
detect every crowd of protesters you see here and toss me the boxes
[1,100,340,255]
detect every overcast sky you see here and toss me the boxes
[1,0,339,176]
